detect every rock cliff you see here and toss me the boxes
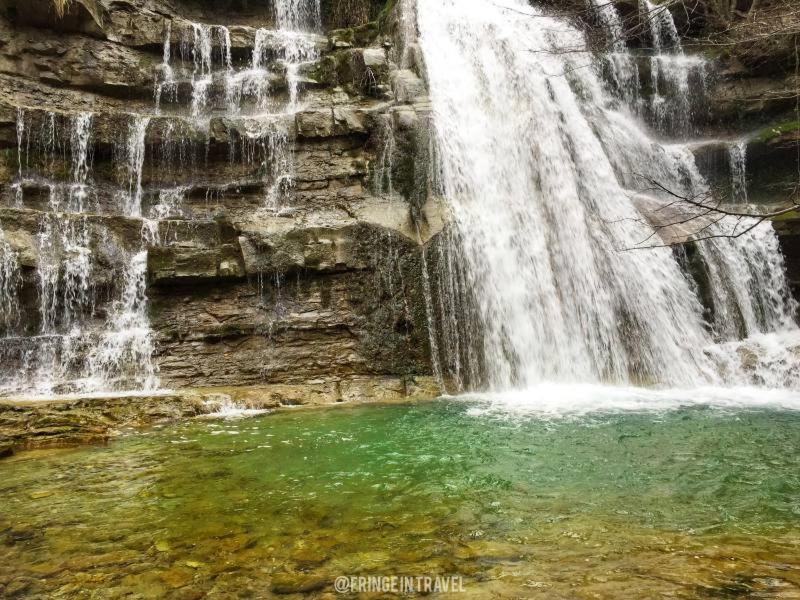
[0,0,798,407]
[0,0,443,397]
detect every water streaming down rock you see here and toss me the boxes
[12,108,25,207]
[155,21,177,111]
[275,0,321,110]
[639,0,708,136]
[587,0,639,108]
[0,109,160,396]
[729,140,749,203]
[37,113,94,336]
[417,0,798,391]
[395,0,417,70]
[188,23,214,118]
[0,228,21,334]
[121,115,150,217]
[225,29,272,112]
[87,251,157,391]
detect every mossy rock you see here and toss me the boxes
[772,209,800,222]
[0,441,13,458]
[755,120,800,144]
[329,21,381,48]
[306,55,339,87]
[270,572,329,594]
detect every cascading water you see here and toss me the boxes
[1,1,348,398]
[587,0,639,108]
[2,109,160,396]
[122,115,150,218]
[155,22,176,111]
[639,0,708,135]
[188,23,214,118]
[417,0,799,391]
[395,0,417,70]
[0,229,21,334]
[87,251,157,391]
[274,0,322,110]
[729,140,749,203]
[153,3,320,211]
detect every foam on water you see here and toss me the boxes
[462,381,800,419]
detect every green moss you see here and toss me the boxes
[770,209,800,222]
[755,120,800,144]
[307,55,339,86]
[329,27,355,46]
[329,21,380,47]
[376,0,397,33]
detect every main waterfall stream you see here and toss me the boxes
[418,0,799,392]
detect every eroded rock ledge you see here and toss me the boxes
[0,376,441,457]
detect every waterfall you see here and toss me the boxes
[396,0,417,69]
[122,115,150,217]
[274,0,321,110]
[587,0,639,108]
[188,23,214,118]
[0,229,21,334]
[640,0,681,52]
[274,0,321,32]
[2,109,160,397]
[3,3,330,398]
[224,28,274,112]
[417,0,798,391]
[87,251,157,391]
[639,0,707,135]
[155,21,176,111]
[37,113,95,335]
[729,140,748,203]
[12,108,25,207]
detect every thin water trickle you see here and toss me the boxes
[0,228,21,334]
[122,115,150,217]
[155,21,177,111]
[12,108,25,207]
[729,140,749,203]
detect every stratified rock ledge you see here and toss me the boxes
[0,376,441,457]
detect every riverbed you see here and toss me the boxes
[2,390,800,598]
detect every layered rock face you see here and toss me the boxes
[0,0,798,402]
[0,0,440,396]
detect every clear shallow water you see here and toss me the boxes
[2,394,800,598]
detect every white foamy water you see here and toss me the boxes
[199,396,270,419]
[417,0,799,392]
[462,382,800,419]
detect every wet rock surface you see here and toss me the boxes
[0,0,438,397]
[0,376,440,455]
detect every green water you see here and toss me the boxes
[2,398,800,598]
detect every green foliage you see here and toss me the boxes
[756,120,800,144]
